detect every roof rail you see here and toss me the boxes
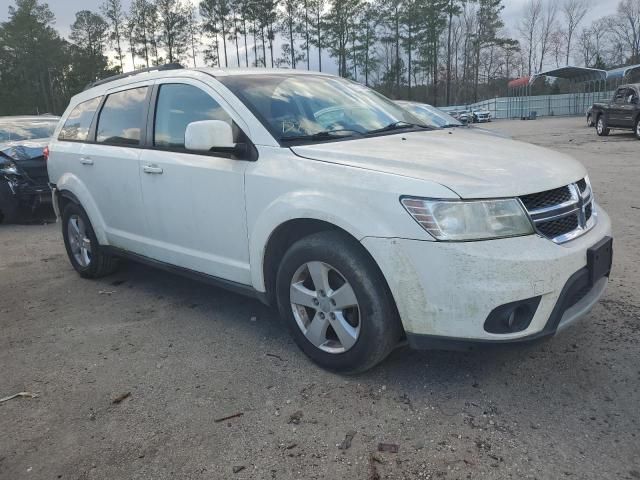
[84,63,184,91]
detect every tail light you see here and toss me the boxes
[43,146,49,162]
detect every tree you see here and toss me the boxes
[519,0,542,76]
[279,0,301,68]
[101,0,125,71]
[606,0,640,64]
[444,0,462,104]
[472,0,506,101]
[129,0,157,67]
[561,0,589,65]
[200,0,229,67]
[185,3,199,67]
[68,10,113,89]
[0,0,69,114]
[538,1,558,72]
[308,0,326,71]
[156,0,189,64]
[324,0,362,77]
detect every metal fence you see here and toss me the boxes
[441,90,615,120]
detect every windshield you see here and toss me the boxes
[398,103,462,128]
[0,119,58,142]
[218,74,429,143]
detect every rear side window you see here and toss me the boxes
[58,97,101,141]
[96,87,148,145]
[154,83,238,149]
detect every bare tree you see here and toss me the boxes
[519,0,542,76]
[538,0,558,72]
[606,0,640,64]
[561,0,590,65]
[101,0,125,71]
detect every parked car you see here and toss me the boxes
[48,66,613,373]
[591,83,640,139]
[396,101,510,139]
[395,101,464,129]
[472,108,492,123]
[0,115,60,223]
[450,110,472,124]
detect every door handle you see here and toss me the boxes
[80,156,93,165]
[143,165,163,174]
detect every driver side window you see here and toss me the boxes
[154,83,241,149]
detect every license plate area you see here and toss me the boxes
[587,236,613,285]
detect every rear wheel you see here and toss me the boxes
[596,116,610,136]
[276,231,402,374]
[635,117,640,140]
[62,202,119,278]
[586,114,593,127]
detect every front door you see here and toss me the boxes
[138,79,251,285]
[609,88,628,126]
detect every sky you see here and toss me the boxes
[0,0,621,73]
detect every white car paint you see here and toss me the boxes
[47,67,611,346]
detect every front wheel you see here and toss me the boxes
[276,231,402,374]
[586,114,593,127]
[62,202,119,278]
[635,117,640,140]
[596,116,610,136]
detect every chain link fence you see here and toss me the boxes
[441,90,615,120]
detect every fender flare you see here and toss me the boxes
[248,191,385,292]
[55,173,108,245]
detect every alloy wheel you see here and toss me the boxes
[289,261,361,354]
[67,214,92,267]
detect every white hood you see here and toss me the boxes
[291,129,586,199]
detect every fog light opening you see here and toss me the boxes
[484,297,541,334]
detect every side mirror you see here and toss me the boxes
[185,120,235,151]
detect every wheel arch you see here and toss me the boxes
[55,173,108,244]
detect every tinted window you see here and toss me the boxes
[96,87,148,145]
[614,89,626,103]
[59,97,101,141]
[154,83,237,149]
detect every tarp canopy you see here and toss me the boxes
[508,76,531,89]
[533,66,607,83]
[605,64,640,80]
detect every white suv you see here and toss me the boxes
[48,65,613,373]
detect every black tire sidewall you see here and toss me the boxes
[276,231,400,373]
[61,202,103,278]
[635,118,640,140]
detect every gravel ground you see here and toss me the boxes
[1,117,638,480]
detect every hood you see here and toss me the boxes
[291,129,586,198]
[0,139,48,163]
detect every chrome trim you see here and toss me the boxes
[522,179,597,244]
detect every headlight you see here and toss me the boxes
[401,197,534,241]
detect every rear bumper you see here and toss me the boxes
[361,204,612,346]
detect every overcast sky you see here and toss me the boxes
[0,0,620,72]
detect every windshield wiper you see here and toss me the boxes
[280,129,364,143]
[366,121,429,135]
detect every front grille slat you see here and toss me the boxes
[520,186,573,211]
[519,179,595,244]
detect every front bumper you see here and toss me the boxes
[0,175,51,222]
[361,204,612,347]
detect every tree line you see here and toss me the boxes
[0,0,639,116]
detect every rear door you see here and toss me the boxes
[80,83,151,252]
[138,78,251,284]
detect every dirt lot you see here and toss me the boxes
[1,117,639,479]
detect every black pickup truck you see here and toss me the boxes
[591,83,640,139]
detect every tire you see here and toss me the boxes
[62,202,119,278]
[596,116,610,136]
[275,230,402,374]
[635,117,640,140]
[586,114,593,127]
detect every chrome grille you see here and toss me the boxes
[519,178,596,244]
